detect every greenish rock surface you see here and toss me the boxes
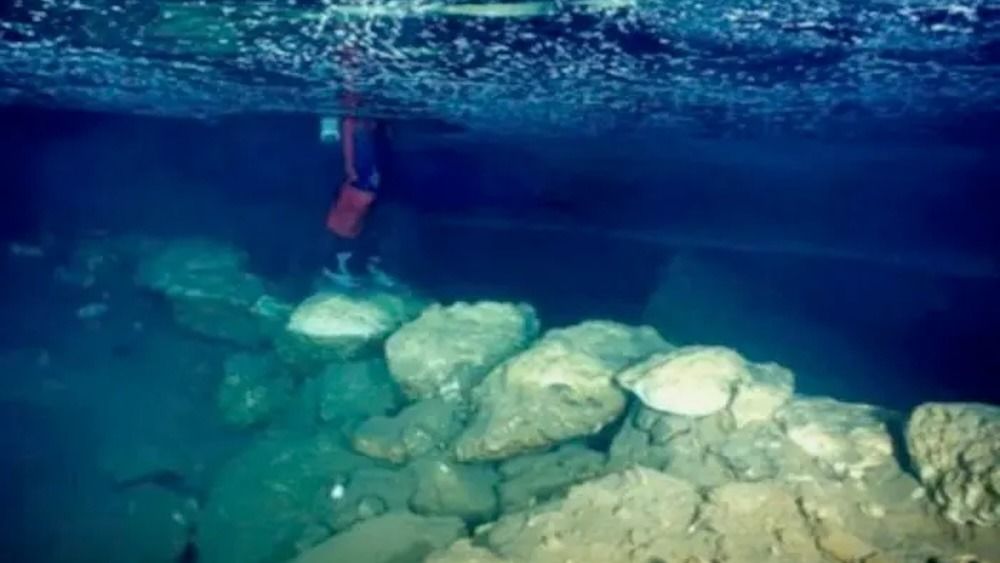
[454,321,669,461]
[410,457,499,523]
[292,511,466,563]
[906,402,1000,527]
[385,301,539,402]
[134,238,285,344]
[607,402,827,487]
[317,359,402,423]
[217,352,294,428]
[324,467,417,532]
[497,443,607,511]
[352,398,465,464]
[197,431,375,563]
[278,290,426,369]
[607,403,735,485]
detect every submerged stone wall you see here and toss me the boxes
[55,232,1000,563]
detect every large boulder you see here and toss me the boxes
[616,345,794,422]
[352,398,465,464]
[278,290,424,369]
[293,511,466,563]
[217,352,294,428]
[197,432,374,563]
[906,402,1000,527]
[454,321,669,462]
[385,301,539,402]
[316,359,402,423]
[776,397,898,481]
[410,457,500,523]
[135,238,288,344]
[429,466,983,563]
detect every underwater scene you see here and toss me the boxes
[2,0,1000,562]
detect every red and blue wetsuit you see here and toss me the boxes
[326,116,385,239]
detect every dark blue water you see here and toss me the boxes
[1,104,998,561]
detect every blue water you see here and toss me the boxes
[1,90,998,560]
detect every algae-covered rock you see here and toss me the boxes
[278,290,425,368]
[429,466,966,563]
[135,238,284,344]
[325,467,416,532]
[385,301,539,402]
[714,420,824,482]
[317,359,402,423]
[454,321,668,462]
[541,320,670,370]
[352,398,464,464]
[729,359,795,427]
[197,431,375,563]
[426,397,997,563]
[498,443,607,511]
[607,403,738,486]
[217,352,293,428]
[776,397,897,481]
[293,511,466,563]
[906,402,1000,527]
[410,457,499,523]
[616,345,794,422]
[703,480,827,562]
[607,401,828,487]
[792,468,985,562]
[461,468,708,562]
[617,345,746,416]
[606,403,675,471]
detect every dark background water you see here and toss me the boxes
[1,104,999,409]
[1,101,999,563]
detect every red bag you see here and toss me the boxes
[326,183,376,239]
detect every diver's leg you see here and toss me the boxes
[354,200,401,288]
[319,233,364,288]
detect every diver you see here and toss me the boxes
[319,115,397,289]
